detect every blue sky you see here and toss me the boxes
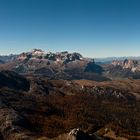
[0,0,140,57]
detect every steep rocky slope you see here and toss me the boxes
[112,59,140,72]
[101,59,140,79]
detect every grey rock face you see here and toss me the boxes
[112,59,140,72]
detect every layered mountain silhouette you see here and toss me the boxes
[0,49,108,81]
[1,49,140,80]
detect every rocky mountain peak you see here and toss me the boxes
[112,59,140,72]
[31,48,45,55]
[17,49,83,63]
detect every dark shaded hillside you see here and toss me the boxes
[84,61,103,74]
[0,70,30,91]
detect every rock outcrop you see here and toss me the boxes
[52,128,94,140]
[112,59,140,72]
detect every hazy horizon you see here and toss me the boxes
[1,48,140,59]
[0,0,140,57]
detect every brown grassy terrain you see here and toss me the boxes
[0,72,140,139]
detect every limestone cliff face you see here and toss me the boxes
[112,59,140,72]
[17,49,83,63]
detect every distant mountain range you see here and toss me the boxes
[0,54,17,63]
[95,56,140,64]
[1,50,140,64]
[0,49,108,81]
[1,49,140,80]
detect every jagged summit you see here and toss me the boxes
[31,48,45,55]
[112,59,140,72]
[1,50,140,80]
[17,49,83,63]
